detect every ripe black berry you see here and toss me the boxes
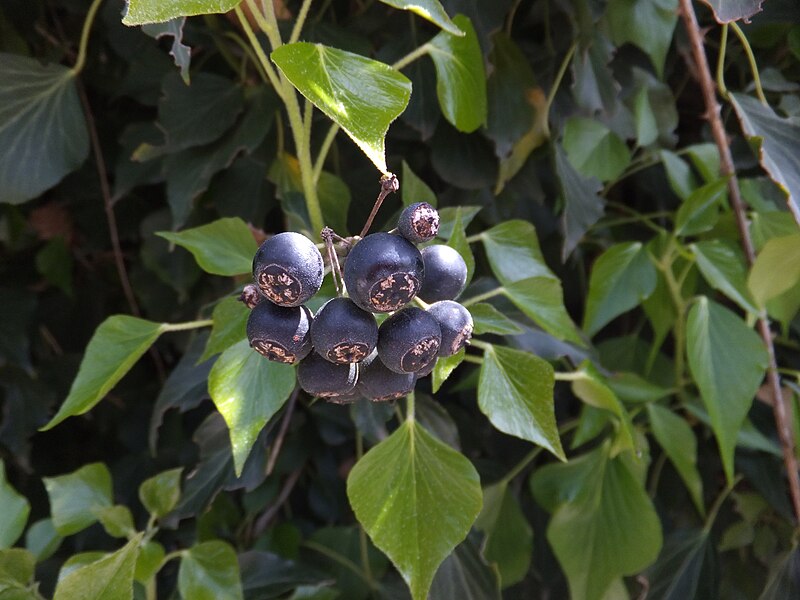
[398,202,439,244]
[246,301,312,364]
[359,351,416,401]
[418,245,467,303]
[377,307,441,374]
[427,301,473,356]
[311,298,378,363]
[343,233,424,313]
[297,352,358,398]
[253,232,324,307]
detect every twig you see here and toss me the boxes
[679,0,800,524]
[252,467,303,536]
[321,227,346,295]
[266,388,299,475]
[358,174,399,239]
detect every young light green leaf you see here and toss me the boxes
[378,0,464,35]
[209,340,296,476]
[42,316,165,431]
[530,444,662,600]
[730,93,800,225]
[562,118,631,182]
[26,519,61,562]
[431,349,465,393]
[0,461,29,549]
[605,0,678,77]
[647,404,705,516]
[139,468,183,518]
[0,54,88,205]
[271,43,411,174]
[0,548,35,585]
[135,541,165,584]
[686,297,769,483]
[571,363,635,452]
[504,277,584,345]
[748,234,800,307]
[475,482,533,588]
[97,506,136,539]
[157,217,257,276]
[123,0,242,25]
[43,463,113,536]
[401,161,437,207]
[478,345,564,460]
[347,420,482,600]
[692,240,759,313]
[468,303,523,336]
[583,242,657,336]
[428,15,487,133]
[200,297,249,362]
[53,535,142,600]
[179,541,244,600]
[481,220,555,284]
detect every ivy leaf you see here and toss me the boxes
[0,548,35,585]
[142,19,192,84]
[674,179,727,236]
[208,340,296,476]
[0,53,88,205]
[583,242,657,336]
[504,277,584,345]
[43,463,113,536]
[691,240,759,314]
[482,220,555,283]
[53,535,142,600]
[571,362,635,452]
[605,0,679,77]
[139,468,183,518]
[530,445,662,600]
[41,316,165,431]
[179,541,244,600]
[123,0,242,25]
[97,506,136,539]
[761,545,800,599]
[26,519,61,562]
[431,349,465,393]
[378,0,463,35]
[447,207,475,286]
[157,217,257,276]
[401,161,437,207]
[730,93,800,225]
[200,297,249,362]
[747,233,800,307]
[429,539,501,599]
[478,345,564,460]
[698,0,764,24]
[686,297,769,483]
[556,144,604,259]
[271,43,411,174]
[428,15,487,133]
[468,303,523,336]
[562,118,631,182]
[647,404,705,516]
[347,420,482,600]
[475,482,533,587]
[646,529,715,600]
[0,461,29,548]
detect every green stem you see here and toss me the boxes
[716,24,729,99]
[161,319,214,332]
[203,16,243,76]
[462,354,484,365]
[658,239,690,399]
[406,391,416,422]
[553,370,587,382]
[223,31,269,83]
[543,41,578,137]
[392,43,432,71]
[289,0,314,44]
[461,287,504,307]
[71,0,105,75]
[730,22,768,106]
[246,0,283,49]
[501,447,543,485]
[235,6,284,94]
[703,475,743,532]
[470,338,492,352]
[313,123,339,182]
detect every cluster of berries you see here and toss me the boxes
[241,201,473,402]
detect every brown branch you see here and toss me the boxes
[252,467,303,537]
[358,173,399,239]
[679,0,800,523]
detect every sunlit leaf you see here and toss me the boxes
[179,541,244,600]
[43,463,113,536]
[0,461,29,548]
[123,0,243,25]
[157,217,256,276]
[378,0,463,35]
[53,535,142,600]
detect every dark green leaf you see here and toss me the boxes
[504,277,584,345]
[475,482,532,587]
[647,404,704,515]
[0,53,88,204]
[674,179,727,236]
[686,297,769,482]
[43,463,113,536]
[760,545,800,600]
[201,297,249,361]
[646,529,716,600]
[468,303,523,336]
[478,345,564,460]
[123,0,242,24]
[378,0,463,35]
[437,206,481,240]
[431,349,465,393]
[608,372,671,403]
[0,461,29,549]
[157,217,256,276]
[428,538,501,600]
[446,207,475,286]
[556,144,604,259]
[41,316,164,431]
[35,237,74,296]
[661,150,697,200]
[730,93,800,225]
[401,161,437,207]
[142,18,191,84]
[530,445,662,600]
[179,541,243,600]
[428,15,487,133]
[748,233,800,307]
[414,394,460,450]
[692,240,758,313]
[53,536,141,600]
[605,0,678,77]
[139,468,183,518]
[562,118,631,182]
[208,340,296,476]
[629,68,679,147]
[583,242,657,336]
[698,0,764,23]
[272,43,411,174]
[347,421,482,600]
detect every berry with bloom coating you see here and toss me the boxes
[377,307,441,374]
[253,232,324,307]
[311,298,378,363]
[246,301,312,364]
[418,245,467,303]
[298,352,358,398]
[359,351,416,401]
[398,202,439,244]
[427,300,473,356]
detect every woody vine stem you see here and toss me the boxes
[678,0,800,524]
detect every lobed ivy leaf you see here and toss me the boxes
[43,463,113,536]
[0,53,88,205]
[41,316,165,431]
[123,0,242,25]
[686,297,769,483]
[157,217,257,276]
[142,19,192,84]
[378,0,463,35]
[271,43,411,174]
[0,461,29,548]
[562,117,631,182]
[605,0,678,77]
[478,344,564,460]
[347,420,482,600]
[556,144,604,260]
[428,15,487,133]
[179,541,244,600]
[53,535,142,600]
[208,340,296,476]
